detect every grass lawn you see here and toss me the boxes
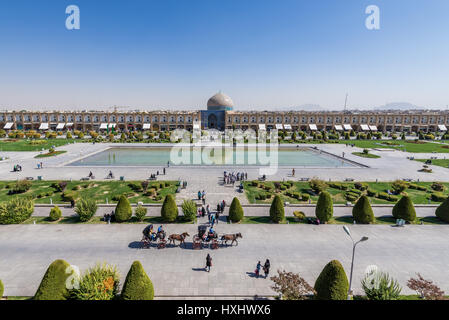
[244,180,449,205]
[34,150,67,158]
[0,138,76,151]
[336,140,449,153]
[0,180,178,204]
[23,215,194,224]
[415,158,449,169]
[352,152,380,158]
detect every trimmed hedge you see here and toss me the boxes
[34,259,73,300]
[115,195,132,222]
[229,197,244,222]
[314,260,349,300]
[315,191,333,222]
[435,196,449,223]
[430,192,446,202]
[392,195,416,222]
[121,261,154,300]
[161,194,178,222]
[269,195,285,223]
[49,206,62,221]
[352,195,375,224]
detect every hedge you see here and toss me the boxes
[314,260,349,300]
[315,191,333,222]
[161,194,178,222]
[229,197,244,222]
[435,196,449,223]
[352,195,375,224]
[115,195,132,222]
[270,195,285,223]
[431,192,446,202]
[121,261,154,300]
[392,195,416,222]
[34,259,73,300]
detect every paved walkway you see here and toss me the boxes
[1,224,449,297]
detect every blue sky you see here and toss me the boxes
[0,0,448,110]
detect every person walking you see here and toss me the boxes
[292,168,295,177]
[263,259,271,279]
[255,261,262,278]
[201,206,206,218]
[205,254,212,272]
[198,191,202,200]
[163,167,166,175]
[210,213,215,227]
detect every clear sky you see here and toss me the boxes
[0,0,448,111]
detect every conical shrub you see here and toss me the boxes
[161,194,178,222]
[229,197,244,222]
[392,195,416,222]
[435,196,449,223]
[352,195,375,224]
[314,260,349,300]
[121,261,154,300]
[115,195,132,222]
[34,259,73,300]
[315,191,333,222]
[269,195,285,223]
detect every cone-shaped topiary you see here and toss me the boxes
[352,195,375,224]
[315,191,333,222]
[392,195,416,222]
[0,279,3,297]
[314,260,349,300]
[435,196,449,223]
[49,206,62,221]
[121,261,154,300]
[115,195,132,222]
[270,195,285,223]
[229,197,244,222]
[161,194,178,222]
[34,259,73,300]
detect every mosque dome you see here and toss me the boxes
[207,92,234,111]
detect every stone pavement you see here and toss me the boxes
[1,223,449,298]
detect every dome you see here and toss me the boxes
[207,92,234,110]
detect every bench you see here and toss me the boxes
[80,177,90,181]
[25,177,34,181]
[148,176,157,181]
[344,178,354,182]
[299,178,309,181]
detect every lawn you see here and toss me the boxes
[22,215,194,224]
[0,138,76,151]
[415,159,449,169]
[243,180,449,205]
[34,150,67,158]
[352,152,380,158]
[338,140,449,153]
[0,180,178,204]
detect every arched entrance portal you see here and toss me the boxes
[208,114,218,129]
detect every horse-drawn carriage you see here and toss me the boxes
[141,225,167,249]
[193,225,219,249]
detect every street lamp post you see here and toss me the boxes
[343,226,368,300]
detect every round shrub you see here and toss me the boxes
[352,195,375,224]
[315,191,333,222]
[134,205,147,222]
[49,206,62,221]
[269,195,285,223]
[0,197,34,224]
[314,260,349,300]
[161,194,178,222]
[435,196,449,223]
[34,259,73,300]
[115,195,132,222]
[229,197,244,223]
[121,261,154,300]
[392,195,416,222]
[74,198,98,222]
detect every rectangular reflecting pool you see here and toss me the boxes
[68,147,360,167]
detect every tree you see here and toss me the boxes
[352,195,375,224]
[315,191,333,222]
[407,273,445,300]
[49,206,62,221]
[115,195,132,222]
[314,260,349,300]
[121,261,154,300]
[269,195,285,223]
[392,195,416,222]
[74,198,98,222]
[161,194,178,222]
[270,270,315,300]
[435,196,449,223]
[34,259,73,300]
[181,200,197,222]
[229,197,244,222]
[0,197,34,224]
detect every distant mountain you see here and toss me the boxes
[374,102,423,110]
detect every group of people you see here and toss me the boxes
[223,171,247,185]
[143,224,165,241]
[13,164,23,172]
[197,190,206,204]
[36,162,43,169]
[255,259,271,278]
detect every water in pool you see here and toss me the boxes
[69,147,357,167]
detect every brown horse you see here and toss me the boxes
[168,232,190,247]
[220,233,242,246]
